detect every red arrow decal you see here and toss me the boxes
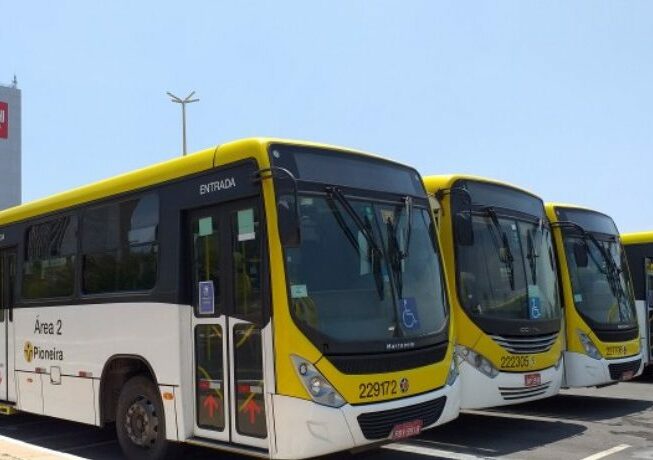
[242,398,262,424]
[203,394,220,419]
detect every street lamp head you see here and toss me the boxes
[167,90,200,157]
[166,91,183,103]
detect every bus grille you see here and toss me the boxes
[326,342,447,375]
[489,333,558,354]
[499,382,551,401]
[357,396,447,440]
[608,359,641,381]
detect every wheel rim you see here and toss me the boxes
[124,395,159,448]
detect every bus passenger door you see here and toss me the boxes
[189,199,268,450]
[0,248,16,403]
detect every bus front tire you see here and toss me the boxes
[116,376,171,460]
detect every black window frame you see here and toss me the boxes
[80,192,161,296]
[450,179,562,337]
[270,145,450,357]
[187,196,269,327]
[21,213,78,301]
[6,158,265,311]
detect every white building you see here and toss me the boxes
[0,80,21,210]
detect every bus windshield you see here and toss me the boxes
[284,193,448,350]
[456,210,560,321]
[562,232,637,328]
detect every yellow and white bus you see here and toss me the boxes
[0,138,460,460]
[424,175,563,409]
[546,204,641,387]
[622,231,653,373]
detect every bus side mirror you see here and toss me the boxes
[573,241,589,268]
[454,212,474,246]
[278,197,301,248]
[454,192,474,246]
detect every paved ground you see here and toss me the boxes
[1,376,652,460]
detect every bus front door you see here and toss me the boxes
[0,248,16,403]
[189,199,268,450]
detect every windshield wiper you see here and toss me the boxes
[385,196,414,299]
[325,195,360,253]
[481,206,515,290]
[526,219,543,284]
[326,187,385,300]
[590,236,632,322]
[386,218,404,298]
[402,196,412,259]
[555,221,629,317]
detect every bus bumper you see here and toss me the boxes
[459,360,562,409]
[271,379,460,459]
[563,351,644,388]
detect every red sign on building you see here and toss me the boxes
[0,101,7,139]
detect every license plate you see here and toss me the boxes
[621,370,635,381]
[390,419,423,440]
[524,373,541,387]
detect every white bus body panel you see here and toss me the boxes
[43,375,96,425]
[174,308,194,441]
[459,361,562,410]
[0,318,16,403]
[11,300,460,458]
[272,379,461,460]
[16,371,43,414]
[13,303,189,434]
[635,299,649,367]
[564,351,643,388]
[159,385,179,441]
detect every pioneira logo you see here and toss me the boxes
[24,341,34,363]
[0,101,7,139]
[23,341,64,363]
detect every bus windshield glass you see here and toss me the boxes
[452,181,561,321]
[556,208,637,328]
[283,194,448,349]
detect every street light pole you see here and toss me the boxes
[167,91,199,156]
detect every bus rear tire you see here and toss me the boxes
[116,376,172,460]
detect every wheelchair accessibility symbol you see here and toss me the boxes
[529,297,542,320]
[400,298,420,330]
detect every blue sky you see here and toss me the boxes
[2,1,652,232]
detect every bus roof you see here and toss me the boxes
[544,202,612,223]
[621,231,653,246]
[545,202,594,213]
[0,137,382,227]
[422,174,539,198]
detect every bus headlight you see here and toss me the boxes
[446,357,459,386]
[455,345,499,378]
[291,355,346,408]
[577,330,602,360]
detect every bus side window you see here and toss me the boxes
[82,194,159,294]
[232,207,262,322]
[23,216,77,300]
[192,215,222,316]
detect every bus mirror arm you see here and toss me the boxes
[252,167,302,247]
